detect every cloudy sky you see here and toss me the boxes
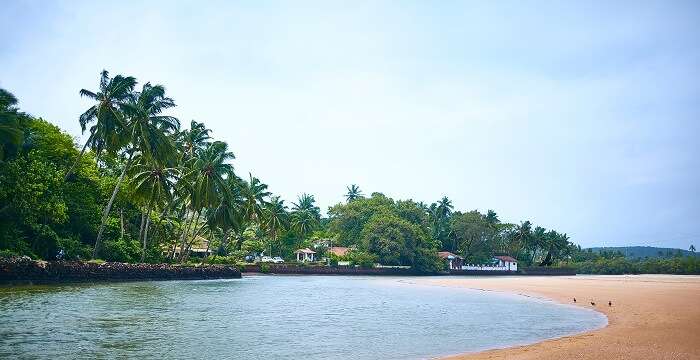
[1,1,698,249]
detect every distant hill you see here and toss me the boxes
[586,246,698,259]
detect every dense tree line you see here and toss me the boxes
[3,70,694,274]
[0,72,320,263]
[329,191,575,268]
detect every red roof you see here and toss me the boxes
[437,251,463,259]
[328,247,350,256]
[494,255,517,262]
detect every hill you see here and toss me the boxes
[586,246,698,260]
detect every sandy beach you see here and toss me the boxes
[424,275,700,360]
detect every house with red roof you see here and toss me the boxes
[437,251,464,270]
[493,255,518,271]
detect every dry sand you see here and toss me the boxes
[422,275,700,360]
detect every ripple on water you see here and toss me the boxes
[0,276,606,359]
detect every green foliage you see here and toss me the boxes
[57,237,92,260]
[0,249,20,258]
[570,256,700,275]
[207,255,241,264]
[259,263,271,273]
[412,248,444,273]
[100,238,141,263]
[0,80,597,271]
[344,251,377,268]
[361,212,422,265]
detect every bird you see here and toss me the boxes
[590,301,596,306]
[608,301,612,306]
[573,298,577,303]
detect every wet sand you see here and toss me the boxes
[424,275,700,360]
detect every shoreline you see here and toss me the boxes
[0,258,241,284]
[421,275,700,360]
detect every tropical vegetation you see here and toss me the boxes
[1,71,697,275]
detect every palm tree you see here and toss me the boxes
[293,193,320,218]
[291,193,320,239]
[188,141,235,210]
[130,155,179,261]
[240,173,271,222]
[121,83,179,164]
[93,82,179,259]
[290,210,317,240]
[263,196,288,256]
[66,70,136,180]
[436,196,453,219]
[177,141,235,260]
[209,176,244,255]
[345,184,363,202]
[512,221,532,262]
[0,88,24,161]
[178,120,211,161]
[690,245,696,253]
[530,226,547,264]
[484,210,499,225]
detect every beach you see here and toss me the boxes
[425,275,700,360]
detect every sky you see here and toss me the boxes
[1,0,699,249]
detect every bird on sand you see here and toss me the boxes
[608,301,612,306]
[573,298,576,303]
[590,301,596,306]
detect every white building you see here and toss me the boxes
[461,255,518,272]
[294,248,317,262]
[493,255,518,271]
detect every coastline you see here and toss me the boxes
[422,275,700,360]
[0,257,241,284]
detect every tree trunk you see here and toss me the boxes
[177,211,196,262]
[64,137,90,181]
[201,239,211,265]
[220,228,231,256]
[120,209,125,239]
[141,216,151,263]
[138,210,146,243]
[92,152,134,259]
[140,191,156,263]
[181,212,204,263]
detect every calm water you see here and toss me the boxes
[0,276,606,359]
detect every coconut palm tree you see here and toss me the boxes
[436,196,453,219]
[177,141,235,260]
[93,82,179,259]
[188,141,235,210]
[291,193,320,239]
[263,196,288,255]
[240,173,271,222]
[130,155,180,261]
[209,176,245,255]
[66,70,136,180]
[484,209,499,225]
[290,210,317,240]
[0,88,24,161]
[345,184,363,202]
[178,120,211,161]
[292,193,320,218]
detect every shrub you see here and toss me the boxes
[345,251,377,269]
[259,263,271,273]
[412,248,444,274]
[57,236,91,260]
[0,249,19,258]
[207,255,241,265]
[100,237,140,263]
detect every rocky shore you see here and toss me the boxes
[0,257,241,284]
